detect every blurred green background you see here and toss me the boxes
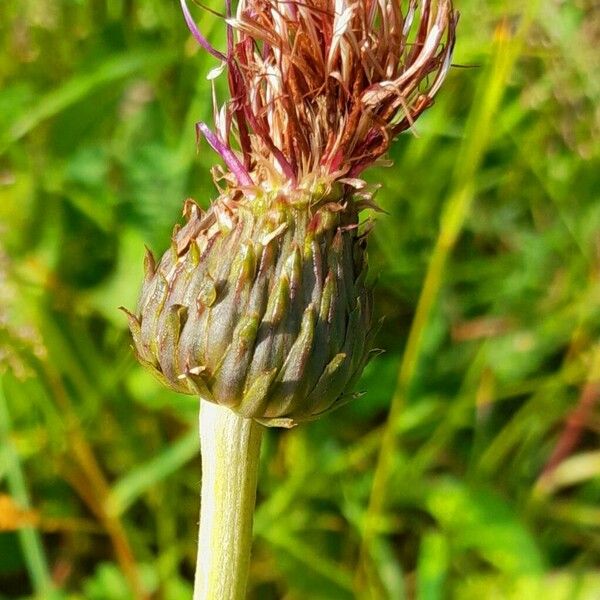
[1,0,600,598]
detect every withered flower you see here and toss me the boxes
[126,0,457,426]
[189,0,456,189]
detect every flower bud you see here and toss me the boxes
[125,191,374,426]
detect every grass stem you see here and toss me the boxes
[356,8,540,596]
[0,375,53,597]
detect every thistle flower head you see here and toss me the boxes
[185,0,457,193]
[126,0,457,426]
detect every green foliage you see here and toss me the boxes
[1,0,599,598]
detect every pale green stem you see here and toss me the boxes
[194,400,263,600]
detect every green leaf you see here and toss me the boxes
[426,480,543,577]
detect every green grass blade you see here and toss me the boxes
[0,374,53,596]
[0,49,176,155]
[359,1,542,593]
[416,531,449,600]
[107,428,198,517]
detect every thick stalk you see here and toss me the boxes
[195,400,263,600]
